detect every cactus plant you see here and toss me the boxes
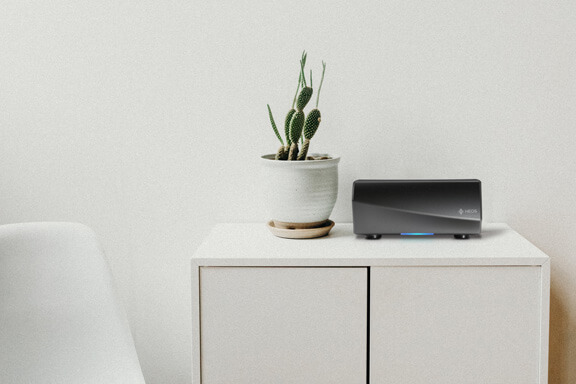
[267,51,327,161]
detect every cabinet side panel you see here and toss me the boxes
[540,261,550,384]
[371,266,541,384]
[200,267,367,384]
[191,264,201,384]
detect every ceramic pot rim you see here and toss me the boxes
[260,153,340,169]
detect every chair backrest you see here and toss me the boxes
[0,222,145,384]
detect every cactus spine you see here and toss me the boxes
[266,51,326,161]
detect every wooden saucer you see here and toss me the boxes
[267,220,335,239]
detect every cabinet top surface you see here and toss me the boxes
[192,223,549,266]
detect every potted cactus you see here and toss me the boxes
[261,51,340,238]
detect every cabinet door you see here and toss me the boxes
[200,267,367,384]
[370,266,542,384]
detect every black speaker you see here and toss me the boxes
[352,179,482,239]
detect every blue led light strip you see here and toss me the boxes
[401,233,434,236]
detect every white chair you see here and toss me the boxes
[0,222,145,384]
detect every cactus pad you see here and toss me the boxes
[284,109,295,145]
[296,87,313,111]
[303,109,321,140]
[289,111,305,144]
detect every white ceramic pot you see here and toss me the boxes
[260,154,340,228]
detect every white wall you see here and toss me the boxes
[1,1,575,382]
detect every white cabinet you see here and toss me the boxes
[199,267,367,384]
[192,223,550,384]
[370,266,544,383]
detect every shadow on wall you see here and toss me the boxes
[549,284,575,383]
